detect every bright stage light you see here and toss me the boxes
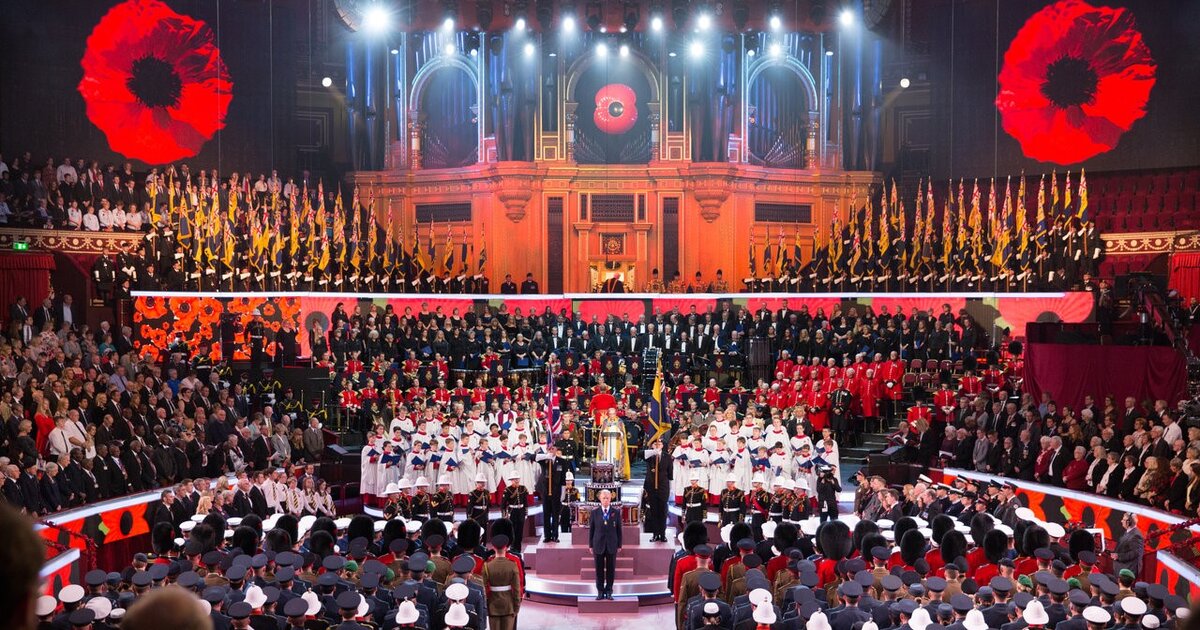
[619,44,630,58]
[524,42,536,58]
[825,50,834,57]
[900,77,911,88]
[697,13,712,31]
[769,14,782,31]
[596,42,608,57]
[769,42,782,57]
[515,17,526,31]
[363,4,391,34]
[650,15,664,32]
[563,15,576,32]
[747,48,755,57]
[839,9,855,27]
[689,40,704,58]
[444,42,456,55]
[321,76,333,88]
[442,16,455,31]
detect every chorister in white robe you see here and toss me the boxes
[512,441,537,491]
[731,447,753,491]
[671,445,689,499]
[764,426,791,451]
[493,445,519,492]
[406,447,431,486]
[381,438,406,488]
[707,445,732,495]
[684,446,711,491]
[361,442,383,498]
[815,438,840,474]
[452,444,477,497]
[768,450,792,486]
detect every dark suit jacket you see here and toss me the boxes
[588,504,623,555]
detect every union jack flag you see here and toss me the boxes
[545,366,561,437]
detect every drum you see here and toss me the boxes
[621,504,641,525]
[592,462,615,484]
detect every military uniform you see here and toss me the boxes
[431,488,454,523]
[501,484,529,553]
[483,554,522,630]
[683,484,708,523]
[468,488,491,535]
[718,487,745,525]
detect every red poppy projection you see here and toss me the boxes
[77,0,233,164]
[995,0,1156,165]
[593,83,639,135]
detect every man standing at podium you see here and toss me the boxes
[589,489,623,600]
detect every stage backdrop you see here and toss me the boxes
[133,292,1095,360]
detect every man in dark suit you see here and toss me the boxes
[601,274,625,293]
[588,489,623,600]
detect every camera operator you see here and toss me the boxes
[816,464,841,522]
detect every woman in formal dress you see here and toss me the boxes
[596,408,630,480]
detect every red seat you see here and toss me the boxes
[910,359,923,371]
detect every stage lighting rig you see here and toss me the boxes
[731,1,749,31]
[465,32,481,54]
[527,0,547,29]
[622,2,640,32]
[440,0,457,30]
[586,1,604,31]
[768,1,783,30]
[671,0,689,29]
[475,0,493,30]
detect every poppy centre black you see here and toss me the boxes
[608,101,625,118]
[127,56,183,109]
[1040,56,1098,109]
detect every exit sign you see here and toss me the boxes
[12,242,29,251]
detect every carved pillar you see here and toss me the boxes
[649,111,661,163]
[806,117,820,169]
[564,104,578,163]
[408,111,423,170]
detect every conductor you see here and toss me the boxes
[589,489,623,600]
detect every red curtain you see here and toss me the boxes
[0,252,55,327]
[1169,252,1200,302]
[1024,342,1187,411]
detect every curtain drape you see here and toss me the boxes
[1168,252,1200,302]
[0,252,55,328]
[1024,342,1187,411]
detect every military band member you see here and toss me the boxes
[718,474,745,525]
[468,475,491,538]
[747,473,771,534]
[683,474,708,524]
[432,477,455,523]
[501,472,529,553]
[411,477,432,521]
[768,478,787,524]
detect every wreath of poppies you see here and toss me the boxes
[77,0,233,164]
[995,0,1156,165]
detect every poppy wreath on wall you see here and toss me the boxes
[995,0,1156,165]
[77,0,233,164]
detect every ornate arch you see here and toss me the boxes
[745,55,819,117]
[563,49,661,105]
[407,55,481,113]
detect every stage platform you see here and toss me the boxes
[366,480,861,611]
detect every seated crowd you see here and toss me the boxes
[0,291,330,518]
[887,388,1200,515]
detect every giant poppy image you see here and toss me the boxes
[593,83,639,135]
[995,0,1156,165]
[78,0,233,164]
